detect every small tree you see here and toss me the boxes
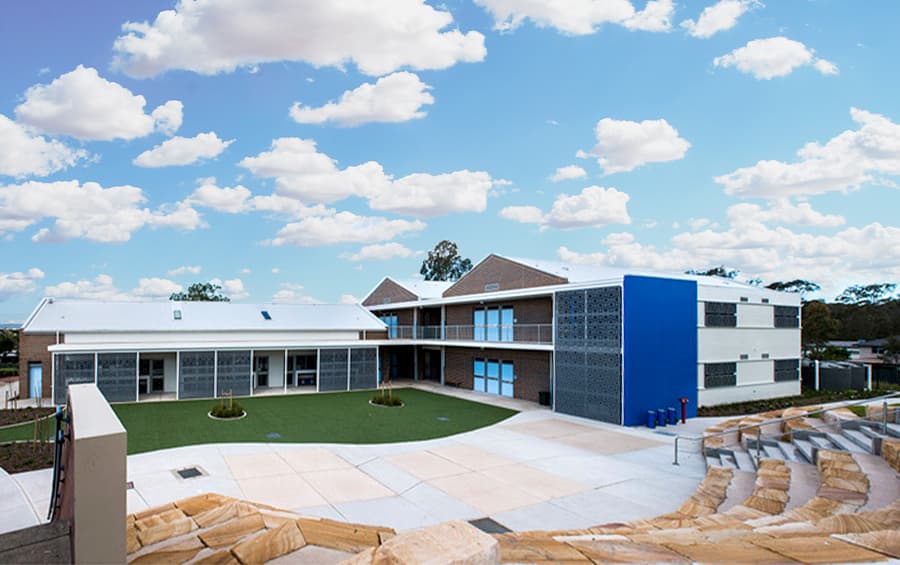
[881,336,900,365]
[170,282,231,302]
[835,283,896,305]
[686,266,739,279]
[802,300,839,359]
[0,329,16,356]
[419,240,473,281]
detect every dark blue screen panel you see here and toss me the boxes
[622,275,697,426]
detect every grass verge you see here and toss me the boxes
[697,388,898,417]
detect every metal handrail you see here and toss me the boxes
[386,324,553,344]
[672,390,900,465]
[47,406,69,520]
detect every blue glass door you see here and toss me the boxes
[500,362,514,397]
[29,364,42,398]
[473,359,485,391]
[500,307,514,342]
[486,360,500,394]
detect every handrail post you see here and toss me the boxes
[673,435,679,465]
[884,400,889,435]
[756,426,762,466]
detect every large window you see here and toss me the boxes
[473,358,514,398]
[379,313,399,338]
[474,306,514,342]
[705,302,736,327]
[704,362,737,388]
[774,359,800,381]
[774,306,800,328]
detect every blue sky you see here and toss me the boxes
[1,0,899,321]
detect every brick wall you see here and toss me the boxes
[18,332,61,399]
[444,255,567,297]
[362,278,418,306]
[444,347,550,403]
[445,297,552,326]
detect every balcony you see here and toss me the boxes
[386,324,552,345]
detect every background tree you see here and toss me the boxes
[802,300,840,359]
[420,240,473,281]
[170,282,231,302]
[766,279,821,297]
[881,336,900,365]
[0,329,17,356]
[686,266,739,279]
[835,283,896,305]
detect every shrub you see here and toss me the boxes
[370,393,403,407]
[210,399,245,418]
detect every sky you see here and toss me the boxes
[1,0,899,322]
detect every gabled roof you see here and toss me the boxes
[392,279,453,299]
[22,299,386,333]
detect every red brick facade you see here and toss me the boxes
[18,332,61,399]
[362,278,418,306]
[443,255,567,297]
[444,297,552,326]
[444,347,550,403]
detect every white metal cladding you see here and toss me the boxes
[63,330,363,345]
[698,328,800,362]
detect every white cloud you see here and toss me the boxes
[474,0,673,35]
[46,274,181,301]
[680,0,757,39]
[272,283,320,304]
[167,265,201,276]
[727,200,845,228]
[0,180,204,243]
[0,268,44,301]
[500,186,631,230]
[14,66,182,140]
[0,115,88,178]
[112,0,486,78]
[209,277,249,300]
[578,117,690,173]
[240,268,251,275]
[688,217,713,231]
[240,137,496,216]
[550,165,588,182]
[188,178,330,218]
[133,132,233,167]
[290,72,434,127]
[340,294,360,304]
[341,242,415,261]
[715,108,900,198]
[557,208,900,295]
[714,37,838,80]
[267,211,425,247]
[271,268,280,274]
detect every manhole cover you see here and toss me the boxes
[176,467,203,479]
[436,416,449,421]
[468,517,510,534]
[266,432,282,439]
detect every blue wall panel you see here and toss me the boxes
[622,275,697,426]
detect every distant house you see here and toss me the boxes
[362,254,803,425]
[18,299,385,405]
[827,339,893,364]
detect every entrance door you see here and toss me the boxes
[28,364,42,398]
[485,360,500,395]
[255,356,269,387]
[500,361,514,397]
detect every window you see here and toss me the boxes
[261,310,272,320]
[774,359,800,381]
[705,302,736,327]
[774,306,799,328]
[704,362,736,388]
[474,306,514,342]
[173,309,182,320]
[484,283,500,292]
[474,357,514,397]
[379,313,399,338]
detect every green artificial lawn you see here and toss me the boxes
[0,388,516,455]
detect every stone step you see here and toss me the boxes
[824,432,868,454]
[732,450,756,471]
[718,469,757,513]
[784,461,820,512]
[853,453,900,512]
[706,456,723,469]
[762,444,783,460]
[807,435,835,451]
[777,441,803,463]
[719,452,738,469]
[842,429,875,454]
[792,438,816,463]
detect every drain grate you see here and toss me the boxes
[266,432,282,439]
[468,517,510,534]
[176,467,203,479]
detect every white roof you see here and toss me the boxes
[22,299,386,333]
[393,279,453,299]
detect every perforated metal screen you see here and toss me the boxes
[319,348,349,392]
[97,353,137,403]
[350,348,377,390]
[554,286,623,424]
[179,351,215,399]
[217,350,251,397]
[54,353,95,405]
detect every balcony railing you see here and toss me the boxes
[386,324,552,345]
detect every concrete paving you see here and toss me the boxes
[1,388,708,535]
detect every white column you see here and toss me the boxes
[440,347,445,386]
[413,347,419,382]
[175,351,180,400]
[135,352,140,402]
[316,349,320,393]
[866,364,872,391]
[551,292,557,411]
[284,349,288,393]
[814,359,820,391]
[213,350,218,398]
[93,352,98,385]
[375,347,380,388]
[346,348,351,391]
[51,352,56,404]
[441,305,446,340]
[249,349,254,396]
[413,308,418,340]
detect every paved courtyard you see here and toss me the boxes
[1,387,710,534]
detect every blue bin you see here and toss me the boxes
[667,407,677,424]
[646,410,656,429]
[656,409,667,427]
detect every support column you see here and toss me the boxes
[316,349,320,393]
[441,305,446,340]
[413,308,418,341]
[51,352,56,405]
[135,352,140,402]
[284,349,289,394]
[375,347,380,388]
[249,349,254,396]
[814,359,820,391]
[866,364,872,391]
[440,347,445,386]
[175,351,180,400]
[213,350,218,398]
[93,352,98,385]
[413,347,418,382]
[346,348,351,391]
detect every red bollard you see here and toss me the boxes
[680,397,689,424]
